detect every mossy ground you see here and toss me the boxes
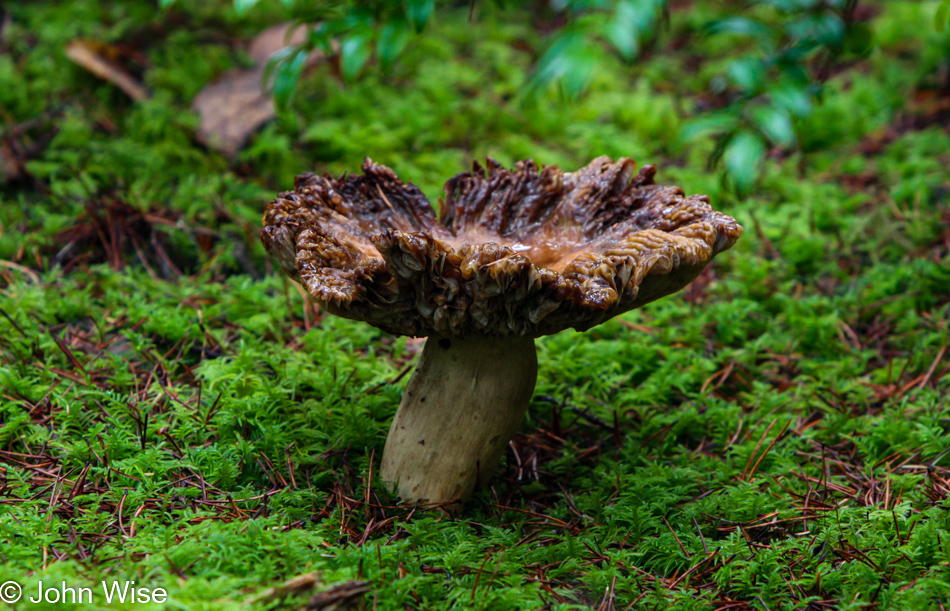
[2,1,950,609]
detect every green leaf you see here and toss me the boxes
[763,0,823,10]
[680,113,740,142]
[273,48,308,110]
[159,0,177,8]
[605,1,641,61]
[785,14,845,48]
[530,31,599,99]
[405,0,435,33]
[307,23,336,55]
[706,17,775,45]
[341,33,372,82]
[844,22,873,56]
[727,57,764,93]
[937,2,950,32]
[723,130,766,194]
[234,0,262,15]
[752,105,795,146]
[377,22,411,70]
[814,14,846,47]
[263,45,297,92]
[770,86,812,117]
[280,0,295,7]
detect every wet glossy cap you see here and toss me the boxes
[262,156,742,338]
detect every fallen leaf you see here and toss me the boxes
[65,40,150,101]
[192,22,320,157]
[190,68,276,157]
[249,22,307,64]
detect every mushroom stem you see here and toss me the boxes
[380,335,538,512]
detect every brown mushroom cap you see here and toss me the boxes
[262,156,742,338]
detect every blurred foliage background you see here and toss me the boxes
[197,0,900,192]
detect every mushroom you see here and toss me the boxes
[262,156,742,512]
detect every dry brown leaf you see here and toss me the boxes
[192,23,319,157]
[65,40,149,101]
[191,67,275,157]
[248,22,308,64]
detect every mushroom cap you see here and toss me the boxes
[262,156,742,338]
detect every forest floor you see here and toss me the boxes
[2,1,950,609]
